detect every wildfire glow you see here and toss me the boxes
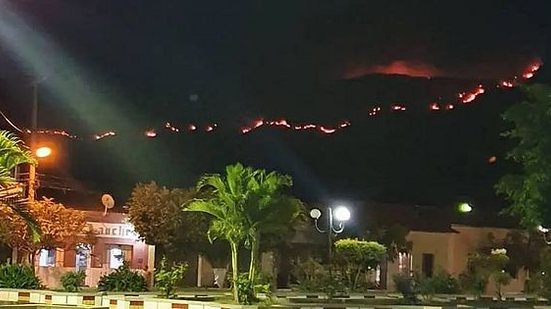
[458,85,485,104]
[240,119,350,135]
[93,131,116,140]
[392,104,407,111]
[13,59,544,141]
[344,60,440,79]
[145,129,157,138]
[165,122,179,132]
[36,129,78,139]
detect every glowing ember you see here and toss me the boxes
[520,61,542,80]
[392,104,407,111]
[430,103,441,111]
[94,131,116,140]
[145,129,157,137]
[445,104,455,110]
[205,124,217,132]
[165,122,180,132]
[319,126,336,134]
[36,129,78,139]
[500,81,514,88]
[188,124,197,131]
[458,85,485,104]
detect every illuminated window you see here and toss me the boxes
[107,245,133,269]
[398,252,410,272]
[39,249,56,267]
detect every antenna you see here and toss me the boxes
[101,194,115,216]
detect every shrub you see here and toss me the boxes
[459,271,487,299]
[536,248,551,299]
[320,273,348,299]
[459,250,511,299]
[155,257,188,298]
[393,272,418,304]
[98,262,148,292]
[0,263,41,289]
[430,271,461,294]
[234,274,256,305]
[292,258,326,292]
[61,270,86,292]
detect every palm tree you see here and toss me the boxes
[185,163,255,302]
[0,130,39,240]
[242,171,304,282]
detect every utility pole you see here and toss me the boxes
[27,81,38,202]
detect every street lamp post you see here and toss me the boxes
[309,206,351,265]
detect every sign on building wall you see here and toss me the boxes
[87,222,140,240]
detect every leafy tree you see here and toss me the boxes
[460,249,511,299]
[366,224,412,261]
[0,197,91,265]
[185,163,302,303]
[0,131,39,239]
[241,171,304,282]
[126,182,210,256]
[334,238,386,290]
[483,231,545,279]
[496,84,551,227]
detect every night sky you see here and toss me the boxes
[0,1,550,209]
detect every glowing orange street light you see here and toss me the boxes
[35,146,52,158]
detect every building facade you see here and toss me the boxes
[386,224,526,294]
[34,211,155,288]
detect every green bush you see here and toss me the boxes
[0,264,41,289]
[430,271,461,294]
[292,258,326,292]
[60,270,85,292]
[155,257,188,298]
[536,248,551,299]
[393,272,418,304]
[459,251,511,299]
[98,262,148,292]
[320,273,349,299]
[234,274,256,305]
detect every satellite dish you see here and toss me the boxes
[101,194,115,216]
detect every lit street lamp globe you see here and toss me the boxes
[334,206,351,221]
[35,146,52,158]
[309,208,322,220]
[458,202,473,213]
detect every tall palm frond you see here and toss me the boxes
[0,131,36,187]
[0,130,40,240]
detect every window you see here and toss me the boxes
[39,249,56,267]
[422,253,434,277]
[107,245,133,269]
[398,252,410,272]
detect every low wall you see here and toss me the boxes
[0,289,251,309]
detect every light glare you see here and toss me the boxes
[334,206,351,221]
[35,146,52,158]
